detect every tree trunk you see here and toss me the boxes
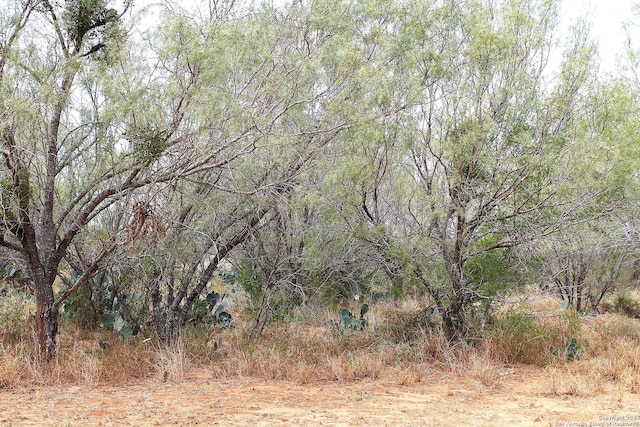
[34,285,59,359]
[442,296,466,341]
[442,233,471,341]
[413,263,467,340]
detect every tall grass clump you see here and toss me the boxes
[602,293,640,319]
[0,289,34,344]
[154,337,189,383]
[218,321,389,382]
[488,308,581,365]
[0,328,158,389]
[583,314,640,353]
[542,315,640,396]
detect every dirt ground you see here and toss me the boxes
[1,367,639,427]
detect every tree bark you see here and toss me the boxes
[442,296,466,342]
[34,286,59,359]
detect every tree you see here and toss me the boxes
[540,227,633,313]
[95,0,358,342]
[0,0,139,357]
[535,77,640,313]
[0,0,250,356]
[334,0,611,340]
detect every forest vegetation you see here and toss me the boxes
[1,0,640,388]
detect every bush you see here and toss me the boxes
[488,308,581,365]
[60,283,100,329]
[489,311,549,364]
[376,306,440,343]
[0,288,33,344]
[602,294,640,318]
[581,313,640,356]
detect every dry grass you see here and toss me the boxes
[0,289,33,344]
[0,327,156,389]
[544,365,604,397]
[485,289,584,366]
[155,338,188,383]
[1,291,639,394]
[210,321,394,382]
[519,311,640,398]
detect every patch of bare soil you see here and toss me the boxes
[1,367,639,426]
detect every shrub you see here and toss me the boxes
[376,305,440,343]
[603,294,640,318]
[0,289,33,344]
[59,281,100,329]
[489,311,550,364]
[328,304,369,331]
[488,308,581,365]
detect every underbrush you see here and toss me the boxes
[1,293,639,393]
[542,314,640,397]
[486,308,582,365]
[601,291,640,319]
[0,328,157,388]
[0,289,33,344]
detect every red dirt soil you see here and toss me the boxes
[1,366,639,426]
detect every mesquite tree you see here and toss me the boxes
[98,1,358,342]
[0,0,135,357]
[0,0,226,356]
[333,0,616,340]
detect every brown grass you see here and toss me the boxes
[0,319,158,389]
[1,293,639,394]
[209,321,393,382]
[155,338,188,383]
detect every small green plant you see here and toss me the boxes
[371,291,391,303]
[213,337,223,351]
[101,297,139,339]
[58,279,100,329]
[189,291,233,328]
[490,310,550,364]
[4,266,26,288]
[216,267,236,286]
[127,125,168,161]
[329,303,369,331]
[550,337,580,361]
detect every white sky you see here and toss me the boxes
[560,0,639,74]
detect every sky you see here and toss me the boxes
[560,0,639,74]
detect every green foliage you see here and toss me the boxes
[490,306,582,365]
[3,266,26,287]
[235,265,262,307]
[125,126,168,161]
[371,291,391,303]
[62,0,119,45]
[101,296,139,339]
[603,294,640,319]
[492,311,550,364]
[466,236,520,297]
[189,291,233,329]
[0,0,631,355]
[59,281,99,329]
[317,269,377,304]
[235,264,299,326]
[217,268,236,286]
[0,172,29,226]
[329,303,369,331]
[550,337,580,361]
